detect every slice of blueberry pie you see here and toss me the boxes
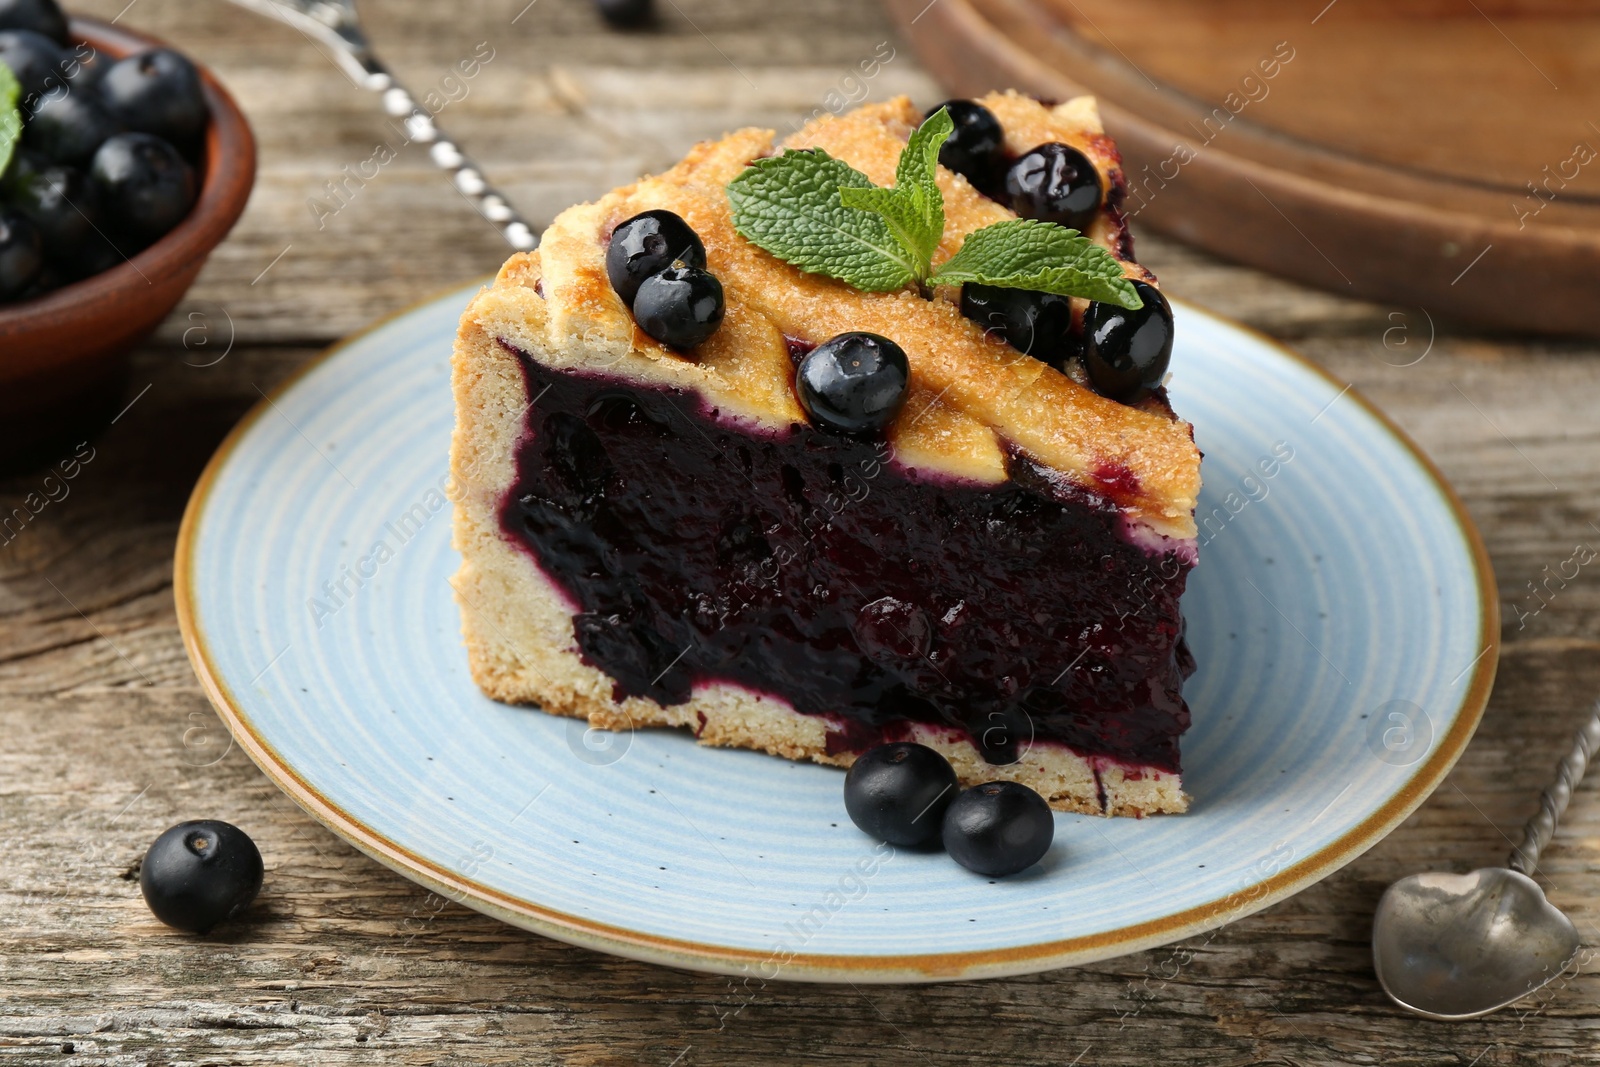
[450,92,1202,816]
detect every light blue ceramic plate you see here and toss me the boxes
[176,283,1497,983]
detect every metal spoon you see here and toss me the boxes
[223,0,538,251]
[1372,699,1597,1020]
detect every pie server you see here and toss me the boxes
[1373,699,1596,1019]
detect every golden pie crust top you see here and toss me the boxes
[485,92,1201,540]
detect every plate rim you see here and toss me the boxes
[173,280,1500,982]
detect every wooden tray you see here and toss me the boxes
[886,0,1600,336]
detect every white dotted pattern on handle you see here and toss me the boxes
[1509,699,1600,876]
[225,0,538,251]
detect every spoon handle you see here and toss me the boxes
[224,0,537,251]
[1509,698,1600,875]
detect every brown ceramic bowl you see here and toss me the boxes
[0,16,256,471]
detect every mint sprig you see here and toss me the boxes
[727,108,1142,310]
[0,62,21,181]
[838,105,949,276]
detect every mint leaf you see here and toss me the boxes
[0,62,20,181]
[895,106,950,258]
[837,186,934,272]
[837,108,951,274]
[928,219,1144,309]
[727,149,918,292]
[726,112,1145,313]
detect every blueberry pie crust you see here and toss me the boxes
[450,93,1202,817]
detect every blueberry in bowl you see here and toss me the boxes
[0,206,42,299]
[0,0,68,43]
[90,131,197,243]
[0,6,255,473]
[97,46,208,151]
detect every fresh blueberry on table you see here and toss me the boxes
[0,0,68,44]
[139,820,264,934]
[1082,280,1174,403]
[942,781,1054,877]
[844,742,959,848]
[90,131,197,242]
[0,28,67,101]
[606,209,706,307]
[1004,141,1103,233]
[632,261,725,350]
[595,0,653,28]
[795,331,911,435]
[97,47,208,149]
[960,282,1076,368]
[927,99,1004,192]
[0,208,43,299]
[23,89,120,166]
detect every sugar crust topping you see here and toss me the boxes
[470,93,1201,539]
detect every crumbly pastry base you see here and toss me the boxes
[451,281,1188,817]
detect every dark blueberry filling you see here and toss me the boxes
[498,341,1194,772]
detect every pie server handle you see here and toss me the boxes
[1509,698,1600,875]
[221,0,538,252]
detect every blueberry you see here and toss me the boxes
[1004,142,1102,233]
[0,0,67,44]
[844,742,958,847]
[64,42,110,91]
[960,283,1075,368]
[606,209,705,307]
[795,331,910,435]
[1082,280,1174,403]
[941,781,1054,877]
[595,0,652,28]
[15,259,61,299]
[926,99,1004,191]
[632,262,724,350]
[0,208,42,299]
[0,146,45,197]
[90,132,196,241]
[97,48,208,150]
[139,820,263,934]
[0,28,67,104]
[63,226,126,281]
[9,163,99,262]
[24,89,120,166]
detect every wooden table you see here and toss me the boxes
[4,1,1599,1063]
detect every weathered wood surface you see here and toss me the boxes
[3,1,1600,1063]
